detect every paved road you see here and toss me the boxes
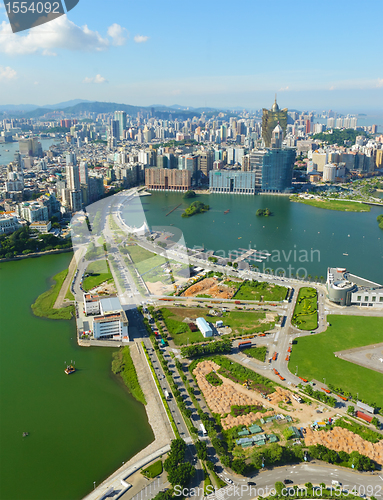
[206,463,383,500]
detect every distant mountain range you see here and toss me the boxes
[0,100,239,119]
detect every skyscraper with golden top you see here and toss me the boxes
[262,96,288,147]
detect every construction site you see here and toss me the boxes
[193,360,338,431]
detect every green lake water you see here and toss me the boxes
[0,252,154,500]
[123,192,383,284]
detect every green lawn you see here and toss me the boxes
[289,315,383,408]
[159,307,272,345]
[234,281,288,301]
[31,269,74,320]
[290,197,371,212]
[141,460,163,478]
[127,244,168,278]
[245,346,267,362]
[65,287,75,301]
[291,287,318,330]
[83,259,113,291]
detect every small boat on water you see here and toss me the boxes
[65,361,76,375]
[23,432,29,437]
[343,253,348,256]
[224,209,230,214]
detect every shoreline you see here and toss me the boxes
[83,341,175,500]
[0,247,72,263]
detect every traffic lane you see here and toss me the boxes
[144,341,189,438]
[251,463,382,491]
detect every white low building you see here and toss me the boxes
[196,317,213,337]
[83,294,101,315]
[0,215,20,234]
[30,221,52,233]
[92,296,129,340]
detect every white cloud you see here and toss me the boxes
[377,79,383,88]
[0,65,17,81]
[134,35,149,43]
[0,17,127,55]
[83,74,108,84]
[107,23,128,46]
[279,86,289,91]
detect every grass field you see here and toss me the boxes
[112,347,147,405]
[159,307,270,345]
[291,287,318,330]
[245,346,267,362]
[127,244,168,278]
[31,269,74,320]
[222,310,266,334]
[82,260,113,291]
[234,281,288,301]
[290,197,371,212]
[289,315,383,408]
[141,460,163,478]
[65,287,75,301]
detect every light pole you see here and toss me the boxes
[323,377,326,385]
[295,366,298,376]
[93,481,96,490]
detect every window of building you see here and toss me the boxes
[357,295,361,301]
[364,296,368,302]
[380,297,383,302]
[372,296,376,302]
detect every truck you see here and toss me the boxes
[164,390,170,400]
[238,341,252,349]
[292,394,303,403]
[234,301,241,305]
[355,410,373,423]
[200,423,207,436]
[272,352,278,361]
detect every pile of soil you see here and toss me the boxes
[305,427,383,465]
[182,277,237,299]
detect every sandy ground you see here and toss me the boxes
[305,427,383,465]
[146,276,189,296]
[182,277,237,299]
[89,282,117,295]
[193,360,339,430]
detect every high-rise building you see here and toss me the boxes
[79,161,89,185]
[261,97,287,147]
[114,111,127,138]
[145,168,192,191]
[198,151,214,177]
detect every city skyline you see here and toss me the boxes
[0,0,381,111]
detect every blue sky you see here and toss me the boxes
[0,0,382,111]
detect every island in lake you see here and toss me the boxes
[182,200,210,218]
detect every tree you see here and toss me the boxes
[231,458,248,475]
[167,462,195,488]
[305,482,313,491]
[233,262,238,269]
[206,460,215,471]
[195,440,207,461]
[227,261,232,266]
[275,482,284,495]
[347,405,355,416]
[371,417,380,429]
[153,491,173,500]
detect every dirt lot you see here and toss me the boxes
[182,277,237,299]
[305,427,383,465]
[193,360,338,430]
